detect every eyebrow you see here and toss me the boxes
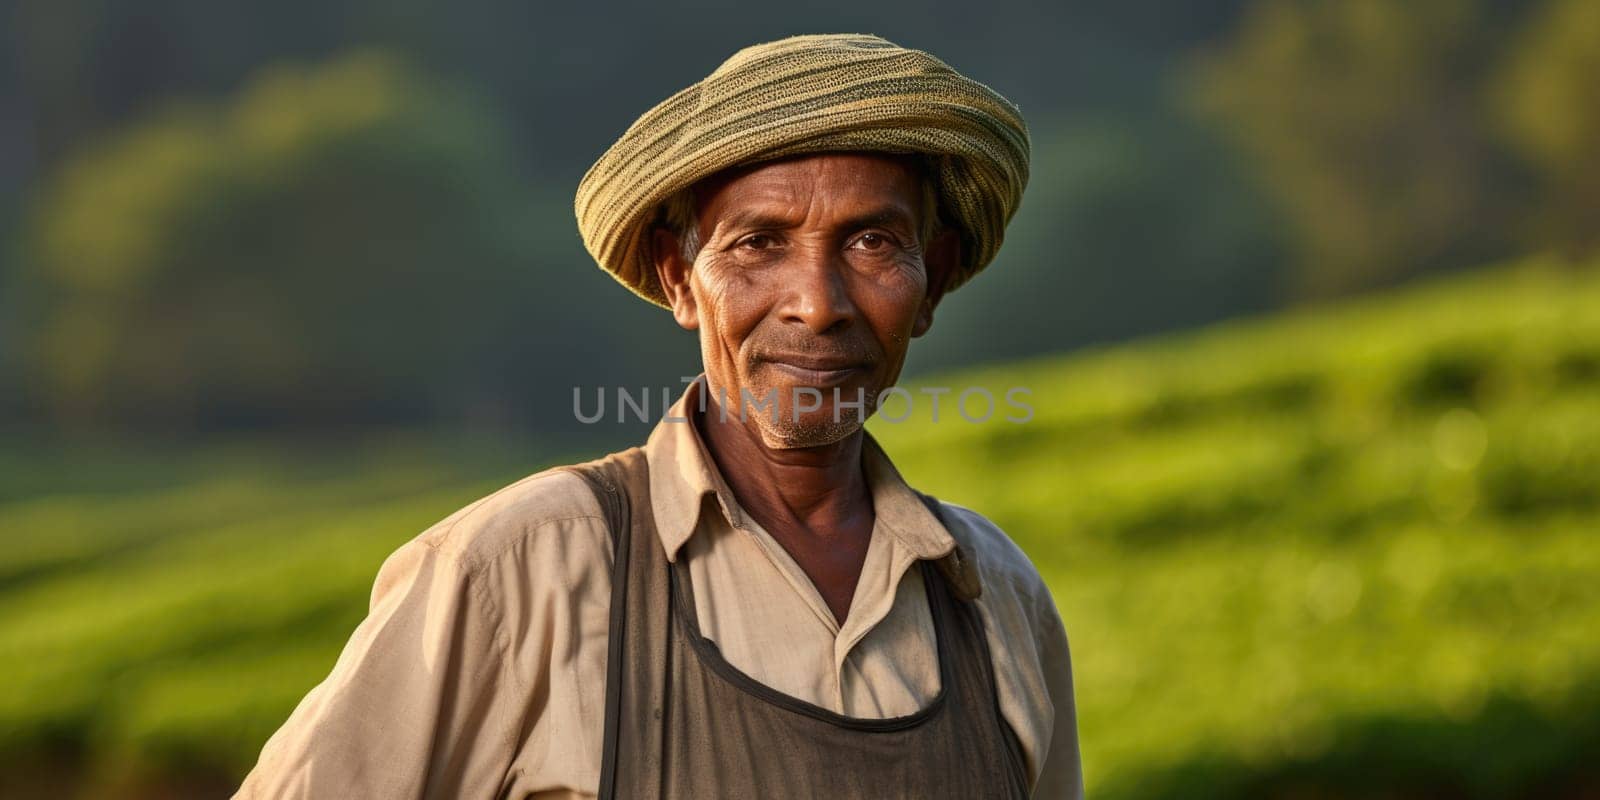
[842,208,917,232]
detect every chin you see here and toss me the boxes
[755,411,865,450]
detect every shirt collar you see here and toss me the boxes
[644,376,746,561]
[643,376,963,568]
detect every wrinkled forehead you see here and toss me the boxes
[689,151,933,224]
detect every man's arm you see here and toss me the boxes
[234,470,613,799]
[1030,595,1085,800]
[234,535,526,799]
[937,501,1086,800]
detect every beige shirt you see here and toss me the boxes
[236,382,1084,799]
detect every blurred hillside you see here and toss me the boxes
[5,0,1599,439]
[1,255,1596,798]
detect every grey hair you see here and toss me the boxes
[658,188,704,265]
[654,154,945,266]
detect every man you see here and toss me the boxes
[237,33,1082,799]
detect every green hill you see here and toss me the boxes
[2,256,1597,798]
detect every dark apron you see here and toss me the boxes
[559,447,1031,799]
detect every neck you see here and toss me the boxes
[695,393,872,539]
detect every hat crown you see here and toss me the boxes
[707,33,900,79]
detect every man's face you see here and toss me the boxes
[653,152,957,449]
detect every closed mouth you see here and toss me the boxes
[763,354,868,372]
[761,356,869,385]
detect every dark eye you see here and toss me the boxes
[851,232,894,251]
[739,233,777,250]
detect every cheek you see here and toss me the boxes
[692,262,768,365]
[859,258,929,337]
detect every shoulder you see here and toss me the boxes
[929,498,1068,668]
[933,500,1054,611]
[363,461,618,613]
[399,462,613,577]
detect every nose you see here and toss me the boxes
[777,245,855,335]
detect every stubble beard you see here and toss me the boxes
[756,393,875,449]
[711,374,882,450]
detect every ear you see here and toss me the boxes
[652,226,700,331]
[911,228,959,338]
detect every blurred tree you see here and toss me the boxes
[0,211,22,432]
[907,111,1290,375]
[20,50,544,434]
[1188,0,1512,299]
[1490,0,1600,259]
